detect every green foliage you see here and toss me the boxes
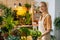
[0,4,13,17]
[0,4,41,40]
[30,30,37,37]
[0,16,3,24]
[25,3,31,8]
[0,4,7,10]
[3,15,18,32]
[25,12,31,25]
[6,35,20,40]
[4,8,13,17]
[30,30,41,37]
[1,15,18,33]
[20,28,30,36]
[19,28,41,37]
[1,26,9,33]
[54,17,60,29]
[0,4,18,33]
[0,16,3,22]
[18,11,32,25]
[11,29,21,36]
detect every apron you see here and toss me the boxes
[38,14,51,40]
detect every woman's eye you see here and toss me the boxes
[39,6,45,8]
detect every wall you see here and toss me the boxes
[55,0,60,17]
[55,0,60,40]
[0,0,34,8]
[47,0,55,35]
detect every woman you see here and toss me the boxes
[38,2,52,40]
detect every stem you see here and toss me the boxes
[26,35,27,40]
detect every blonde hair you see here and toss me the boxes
[40,1,48,13]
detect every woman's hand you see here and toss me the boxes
[38,34,44,40]
[39,34,44,39]
[38,35,44,40]
[40,29,51,38]
[32,22,38,26]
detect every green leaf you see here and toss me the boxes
[54,17,60,29]
[25,12,31,25]
[25,3,31,8]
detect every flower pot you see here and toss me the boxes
[54,27,60,40]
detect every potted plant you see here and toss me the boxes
[25,3,31,10]
[54,17,60,40]
[6,29,21,40]
[54,17,60,30]
[25,11,32,25]
[0,4,18,40]
[30,30,41,40]
[1,26,9,39]
[20,27,30,40]
[19,28,41,40]
[14,5,32,25]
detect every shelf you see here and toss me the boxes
[18,25,33,28]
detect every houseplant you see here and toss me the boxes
[25,3,31,10]
[14,3,32,25]
[54,17,60,40]
[0,4,19,40]
[30,30,41,40]
[1,15,18,39]
[19,27,30,40]
[19,27,41,40]
[54,17,60,30]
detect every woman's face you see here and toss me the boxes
[39,3,47,12]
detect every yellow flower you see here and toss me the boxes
[15,6,27,16]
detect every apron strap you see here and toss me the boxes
[42,14,49,21]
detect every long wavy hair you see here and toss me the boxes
[40,1,48,13]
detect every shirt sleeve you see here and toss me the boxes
[46,15,52,30]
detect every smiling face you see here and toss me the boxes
[39,2,47,13]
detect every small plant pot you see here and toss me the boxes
[32,36,37,40]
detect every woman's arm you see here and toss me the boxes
[41,15,52,37]
[32,21,38,26]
